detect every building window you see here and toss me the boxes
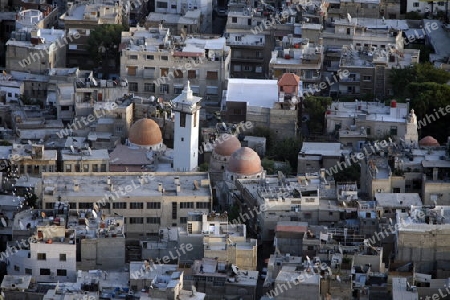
[101,164,107,172]
[232,17,237,23]
[206,71,218,80]
[235,36,241,42]
[160,68,169,77]
[171,4,177,8]
[57,269,67,276]
[129,82,138,92]
[180,202,194,209]
[291,205,300,212]
[233,65,241,72]
[147,202,161,209]
[143,67,156,78]
[174,86,183,94]
[196,202,209,209]
[180,217,187,224]
[347,28,351,34]
[37,253,46,260]
[243,65,252,72]
[127,66,137,76]
[14,265,19,271]
[390,126,397,136]
[156,1,168,8]
[172,202,177,219]
[129,55,138,60]
[363,75,371,81]
[25,268,32,275]
[130,202,143,209]
[146,55,154,60]
[147,217,160,224]
[129,217,144,224]
[174,69,183,78]
[160,84,169,93]
[40,268,51,275]
[180,112,186,127]
[188,70,197,79]
[255,66,263,73]
[144,83,156,92]
[161,56,169,61]
[393,188,401,193]
[79,202,91,209]
[413,2,419,7]
[438,1,445,5]
[113,202,127,209]
[59,253,66,261]
[206,86,218,95]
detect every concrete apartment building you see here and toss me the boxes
[61,148,110,172]
[327,0,381,21]
[146,10,201,35]
[235,175,322,241]
[40,172,212,237]
[15,5,59,31]
[10,143,58,175]
[7,225,77,283]
[223,76,300,139]
[297,142,343,174]
[322,17,406,48]
[396,205,450,273]
[60,0,123,69]
[6,28,67,74]
[224,3,279,79]
[151,0,212,33]
[187,212,258,270]
[182,258,258,300]
[269,36,324,90]
[325,100,417,145]
[120,26,230,102]
[74,71,129,118]
[338,44,420,99]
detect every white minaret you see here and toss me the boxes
[172,81,202,171]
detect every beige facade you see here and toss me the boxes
[61,148,110,173]
[6,28,67,74]
[11,143,57,176]
[120,26,230,102]
[41,172,212,237]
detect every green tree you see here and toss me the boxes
[198,163,209,172]
[333,161,361,184]
[261,158,275,174]
[303,96,332,134]
[87,24,126,74]
[267,136,302,175]
[252,126,275,150]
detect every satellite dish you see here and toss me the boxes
[231,264,239,274]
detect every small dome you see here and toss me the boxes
[213,134,241,156]
[129,119,162,147]
[419,136,440,147]
[228,147,262,175]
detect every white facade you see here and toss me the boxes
[8,227,77,283]
[173,82,201,171]
[153,0,212,33]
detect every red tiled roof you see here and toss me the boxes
[278,73,300,86]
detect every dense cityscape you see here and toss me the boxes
[0,0,447,298]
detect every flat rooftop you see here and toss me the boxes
[41,172,211,198]
[226,79,278,109]
[375,193,422,208]
[299,142,342,157]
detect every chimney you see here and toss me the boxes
[176,184,181,194]
[158,183,163,192]
[174,177,180,185]
[74,182,79,192]
[107,176,111,185]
